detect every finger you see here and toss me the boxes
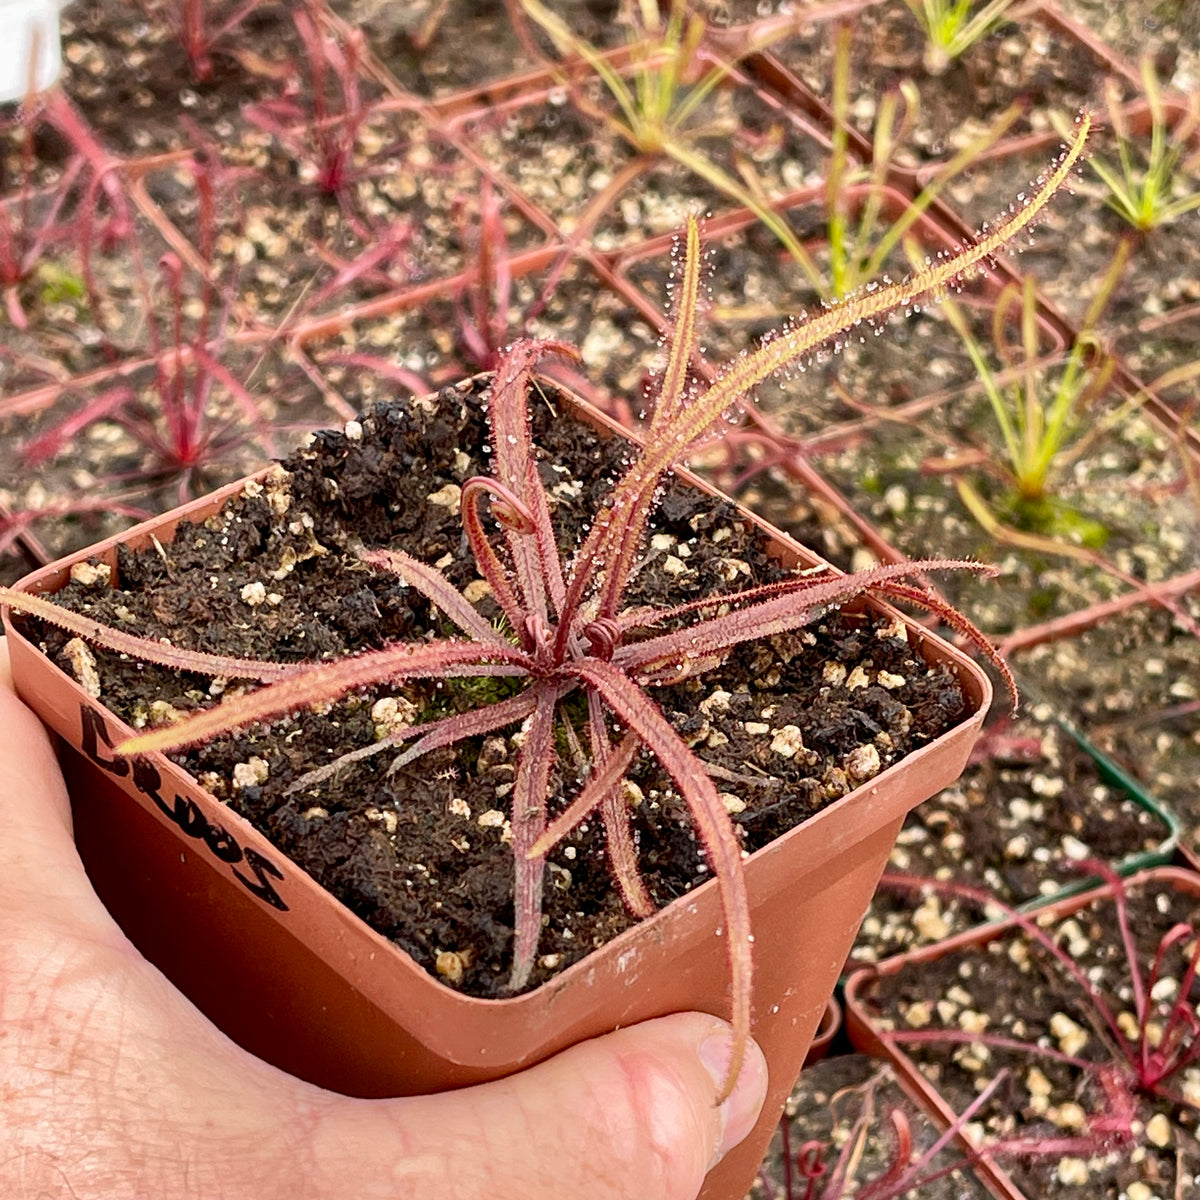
[0,636,77,873]
[0,636,122,938]
[303,1013,769,1200]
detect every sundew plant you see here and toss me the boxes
[0,115,1090,1098]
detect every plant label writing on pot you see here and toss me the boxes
[79,702,289,911]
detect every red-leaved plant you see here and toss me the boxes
[157,0,273,82]
[0,115,1089,1095]
[243,5,373,225]
[764,1062,1130,1200]
[878,864,1200,1111]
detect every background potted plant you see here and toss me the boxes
[844,865,1200,1200]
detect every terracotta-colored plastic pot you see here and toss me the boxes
[3,379,990,1200]
[843,866,1200,1200]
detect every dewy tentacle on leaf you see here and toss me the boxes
[508,684,559,991]
[688,111,1091,437]
[868,579,1018,713]
[616,116,1092,592]
[115,640,530,755]
[358,547,512,648]
[614,560,997,678]
[461,476,534,638]
[484,339,578,622]
[0,586,296,682]
[285,687,544,795]
[569,656,753,1101]
[529,727,641,861]
[649,214,704,436]
[586,696,654,919]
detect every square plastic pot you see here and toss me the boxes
[843,866,1200,1200]
[2,378,991,1200]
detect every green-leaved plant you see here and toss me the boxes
[821,21,1023,300]
[937,240,1139,544]
[1088,61,1200,231]
[0,115,1089,1096]
[511,0,818,278]
[903,0,1028,75]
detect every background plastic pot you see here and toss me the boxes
[843,866,1200,1200]
[3,380,991,1200]
[0,0,61,102]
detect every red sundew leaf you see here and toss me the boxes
[486,340,579,622]
[0,497,151,560]
[860,1070,1014,1199]
[867,1111,913,1198]
[522,455,567,617]
[885,1027,1093,1070]
[648,214,703,438]
[869,578,1018,713]
[0,586,297,683]
[114,640,530,756]
[527,727,640,859]
[384,684,553,777]
[796,1140,826,1185]
[190,344,279,455]
[574,117,1092,629]
[666,116,1092,472]
[479,178,513,356]
[558,451,667,643]
[20,386,135,466]
[614,560,995,675]
[454,176,513,370]
[1144,923,1200,1085]
[307,222,413,310]
[569,657,752,1102]
[613,572,839,635]
[507,683,559,991]
[309,350,431,397]
[0,155,82,290]
[241,99,300,143]
[461,476,532,638]
[174,0,273,79]
[589,216,709,621]
[588,694,654,918]
[359,546,511,648]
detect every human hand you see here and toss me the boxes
[0,636,767,1200]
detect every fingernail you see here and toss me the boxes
[698,1028,769,1168]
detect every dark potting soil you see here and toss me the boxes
[856,876,1200,1200]
[25,373,971,999]
[850,715,1175,967]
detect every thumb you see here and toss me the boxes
[305,1013,769,1200]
